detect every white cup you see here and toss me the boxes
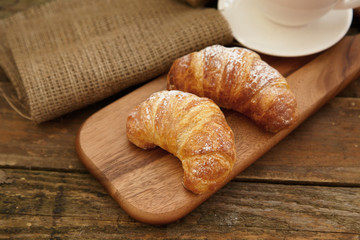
[255,0,360,27]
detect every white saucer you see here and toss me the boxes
[218,0,353,57]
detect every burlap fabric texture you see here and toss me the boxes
[0,0,232,123]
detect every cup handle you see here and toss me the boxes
[334,0,360,9]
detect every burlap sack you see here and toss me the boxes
[0,0,232,123]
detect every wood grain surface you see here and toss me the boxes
[76,34,360,224]
[1,168,360,239]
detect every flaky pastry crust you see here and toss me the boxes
[126,90,236,194]
[167,45,299,133]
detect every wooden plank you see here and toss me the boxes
[0,76,145,171]
[0,95,86,171]
[1,169,360,235]
[2,215,359,240]
[338,78,360,97]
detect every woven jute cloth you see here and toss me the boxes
[0,0,232,123]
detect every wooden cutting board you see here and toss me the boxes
[76,34,360,225]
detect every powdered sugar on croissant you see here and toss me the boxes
[126,90,236,194]
[167,45,299,133]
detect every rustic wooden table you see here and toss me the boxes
[1,1,360,239]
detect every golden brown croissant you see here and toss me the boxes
[167,45,299,133]
[126,90,236,194]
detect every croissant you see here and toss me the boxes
[126,90,236,194]
[167,45,299,133]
